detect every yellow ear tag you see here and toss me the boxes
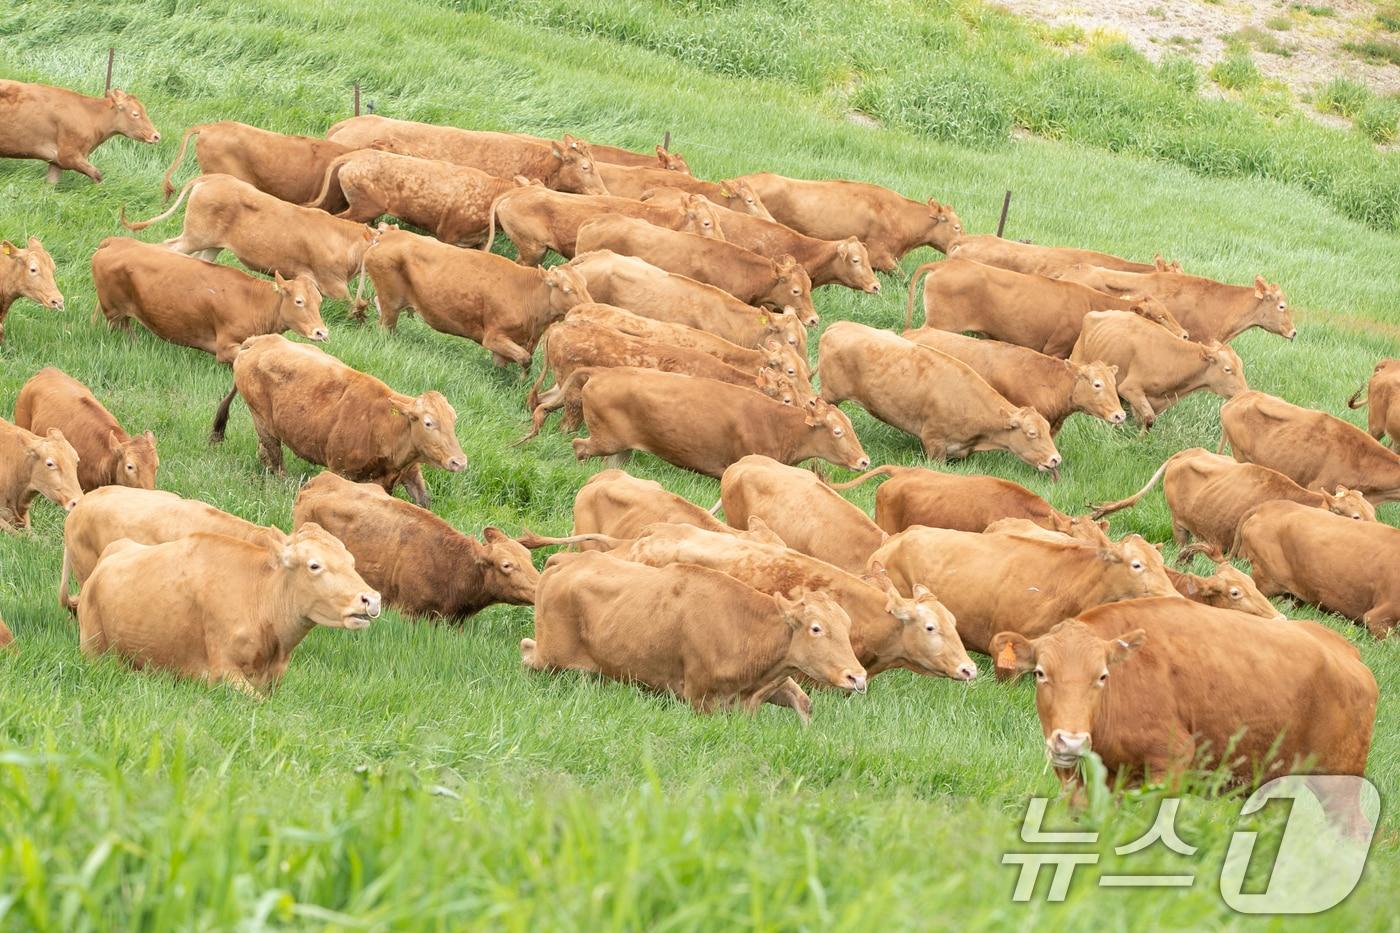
[995,643,1018,670]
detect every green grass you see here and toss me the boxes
[1318,77,1375,118]
[1345,37,1400,67]
[2,0,1400,927]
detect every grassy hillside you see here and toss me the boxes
[1,0,1399,927]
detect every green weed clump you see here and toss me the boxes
[1357,97,1400,143]
[1317,77,1374,117]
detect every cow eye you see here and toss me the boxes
[852,257,861,265]
[1027,429,1038,438]
[1278,303,1286,311]
[308,560,323,572]
[295,297,305,307]
[1034,668,1046,683]
[45,459,56,469]
[581,162,591,170]
[501,561,514,572]
[1092,381,1103,390]
[832,427,843,437]
[809,624,822,635]
[424,419,435,430]
[1229,588,1242,599]
[1130,560,1144,572]
[126,463,135,472]
[563,286,573,294]
[924,623,935,632]
[1353,513,1362,520]
[1097,671,1109,685]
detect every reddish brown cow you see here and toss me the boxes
[0,417,82,528]
[597,163,772,217]
[161,122,356,205]
[1348,358,1400,449]
[14,368,158,492]
[949,236,1172,276]
[0,237,64,344]
[0,80,159,183]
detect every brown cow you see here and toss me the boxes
[1071,310,1246,430]
[303,148,514,246]
[736,174,963,271]
[14,369,158,493]
[1058,266,1294,344]
[92,237,326,363]
[949,235,1172,276]
[990,601,1375,808]
[1347,358,1400,449]
[161,122,355,205]
[0,237,64,344]
[905,328,1125,432]
[1090,447,1375,553]
[538,367,869,477]
[1220,391,1400,504]
[361,228,590,369]
[597,163,772,218]
[0,417,82,529]
[870,526,1176,652]
[515,136,689,172]
[77,526,381,697]
[574,215,816,321]
[526,551,866,718]
[121,174,379,299]
[0,80,159,183]
[1164,562,1281,620]
[906,257,1186,356]
[571,469,738,546]
[293,472,537,620]
[58,486,287,612]
[209,334,467,506]
[818,323,1061,474]
[327,117,608,194]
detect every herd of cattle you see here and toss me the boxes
[2,78,1399,811]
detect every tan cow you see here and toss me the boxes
[906,257,1186,356]
[327,117,608,194]
[597,163,772,218]
[870,526,1176,652]
[990,601,1375,808]
[361,228,590,369]
[1058,266,1294,344]
[538,367,868,477]
[818,323,1061,475]
[121,174,380,299]
[0,237,64,344]
[514,135,689,172]
[1220,391,1400,504]
[14,368,158,492]
[58,486,287,612]
[93,236,326,362]
[77,526,381,696]
[526,551,866,719]
[1071,310,1246,430]
[905,328,1124,432]
[161,122,355,205]
[568,251,807,353]
[293,472,537,620]
[718,455,885,574]
[1347,358,1400,449]
[948,236,1172,276]
[574,215,816,321]
[736,174,963,271]
[0,417,82,529]
[209,335,467,506]
[1090,447,1375,553]
[1164,562,1282,620]
[571,469,738,547]
[303,148,514,246]
[0,80,159,183]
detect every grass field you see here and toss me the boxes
[2,0,1400,928]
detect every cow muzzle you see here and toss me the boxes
[64,496,81,513]
[843,671,868,694]
[864,282,881,295]
[346,592,382,628]
[1046,730,1091,768]
[444,455,467,472]
[1109,410,1126,424]
[49,296,64,310]
[953,661,978,681]
[310,327,329,341]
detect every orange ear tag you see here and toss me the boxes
[996,643,1018,670]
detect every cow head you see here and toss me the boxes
[754,366,803,406]
[761,255,817,327]
[1320,485,1377,522]
[677,194,724,239]
[401,391,468,473]
[834,237,880,294]
[715,179,773,220]
[924,199,963,253]
[1062,515,1112,546]
[276,523,381,629]
[109,429,159,490]
[1200,342,1247,398]
[761,337,811,383]
[762,306,808,356]
[990,620,1146,769]
[23,428,82,513]
[105,89,160,143]
[655,146,690,173]
[273,272,327,342]
[869,563,976,681]
[1070,361,1125,425]
[1179,562,1282,620]
[1153,255,1184,274]
[542,264,592,321]
[803,399,870,471]
[1251,276,1294,340]
[1100,534,1178,601]
[774,587,867,693]
[1,238,64,310]
[549,135,608,195]
[1127,297,1187,338]
[1005,407,1062,478]
[478,527,540,606]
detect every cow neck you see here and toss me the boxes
[731,604,799,693]
[0,256,23,306]
[441,533,490,617]
[3,485,38,526]
[381,394,420,470]
[261,566,320,658]
[85,97,126,148]
[525,274,557,345]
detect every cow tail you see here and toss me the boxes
[304,152,351,210]
[827,464,900,490]
[1347,379,1369,410]
[58,545,75,613]
[526,325,554,411]
[121,175,199,231]
[905,261,940,331]
[1088,453,1173,519]
[517,528,620,550]
[160,125,201,202]
[209,382,240,444]
[484,185,528,253]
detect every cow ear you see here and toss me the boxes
[990,632,1035,674]
[1106,629,1146,665]
[1110,364,1119,376]
[772,591,803,627]
[562,134,580,150]
[1253,275,1267,299]
[1335,485,1349,496]
[1006,415,1021,429]
[718,182,733,198]
[26,236,41,252]
[777,254,798,273]
[1096,547,1123,564]
[912,583,932,600]
[1183,577,1199,597]
[482,526,509,544]
[0,241,15,257]
[550,145,563,159]
[273,271,287,293]
[144,430,156,442]
[107,430,123,454]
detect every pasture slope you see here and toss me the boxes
[1,0,1399,928]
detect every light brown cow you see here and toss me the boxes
[1058,266,1294,344]
[736,174,963,271]
[161,122,355,205]
[906,257,1186,356]
[568,251,808,353]
[537,367,868,477]
[990,601,1375,808]
[327,117,608,194]
[597,163,772,218]
[0,417,82,529]
[0,80,159,183]
[718,455,885,574]
[57,486,288,612]
[526,551,866,718]
[1347,358,1400,449]
[303,148,514,246]
[870,525,1176,652]
[1071,310,1247,430]
[209,335,467,506]
[574,215,816,321]
[904,328,1125,432]
[0,237,64,344]
[1220,391,1400,504]
[1164,562,1281,620]
[515,136,689,172]
[571,469,738,547]
[1090,447,1375,553]
[14,368,158,492]
[77,525,381,696]
[121,174,379,299]
[948,235,1172,276]
[818,323,1061,474]
[361,228,590,369]
[293,472,537,620]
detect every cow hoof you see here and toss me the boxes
[520,638,540,669]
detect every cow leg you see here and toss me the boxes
[603,451,633,470]
[250,417,285,474]
[520,637,546,670]
[760,677,812,724]
[1305,775,1373,841]
[919,433,949,461]
[399,464,431,508]
[45,162,64,184]
[483,333,533,371]
[1119,388,1156,431]
[514,241,547,267]
[53,142,103,183]
[1361,607,1397,639]
[218,669,266,701]
[1171,522,1190,550]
